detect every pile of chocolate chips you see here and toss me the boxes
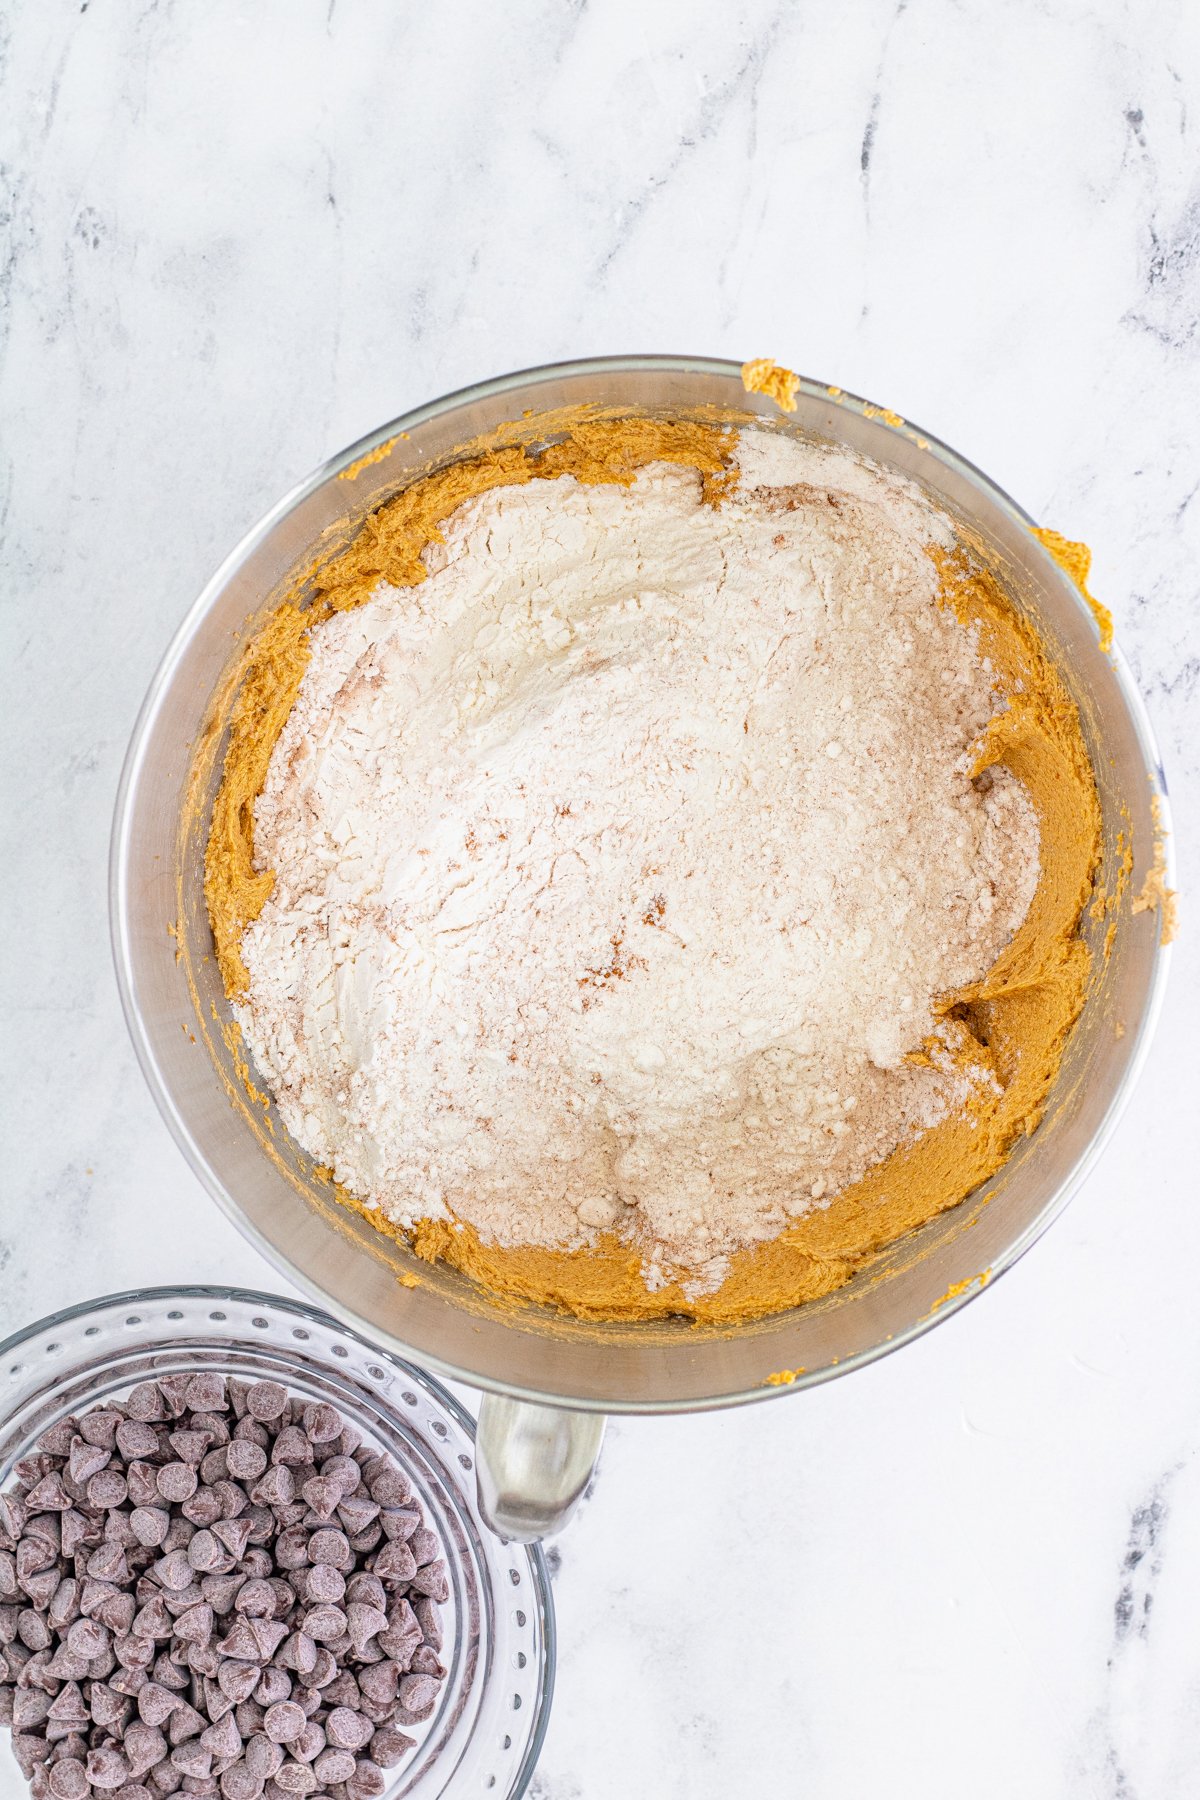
[0,1373,449,1799]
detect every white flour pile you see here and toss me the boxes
[235,429,1039,1295]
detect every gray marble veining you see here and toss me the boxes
[2,2,1198,1794]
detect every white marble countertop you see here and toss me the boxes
[3,2,1198,1795]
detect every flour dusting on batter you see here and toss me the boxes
[234,428,1039,1295]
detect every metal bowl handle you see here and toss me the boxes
[475,1394,606,1541]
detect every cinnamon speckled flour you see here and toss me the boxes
[235,429,1039,1297]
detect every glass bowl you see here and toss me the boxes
[0,1287,555,1798]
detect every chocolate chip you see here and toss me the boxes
[232,1419,270,1452]
[248,1616,288,1660]
[182,1488,224,1528]
[233,1697,265,1741]
[272,1528,308,1573]
[12,1731,51,1777]
[300,1407,341,1446]
[18,1609,53,1653]
[126,1386,167,1425]
[345,1760,385,1799]
[0,1504,26,1548]
[184,1532,223,1575]
[125,1723,169,1776]
[352,1570,398,1621]
[157,1466,198,1506]
[116,1422,161,1461]
[48,1760,90,1800]
[276,1632,317,1678]
[126,1465,163,1510]
[224,1443,266,1483]
[202,1572,248,1615]
[407,1528,437,1568]
[190,1413,230,1450]
[68,1439,111,1486]
[153,1550,196,1592]
[174,1603,214,1645]
[397,1672,439,1717]
[14,1688,54,1732]
[233,1580,275,1619]
[215,1619,260,1663]
[254,1666,292,1707]
[367,1726,414,1769]
[89,1540,130,1583]
[65,1617,106,1660]
[169,1700,207,1746]
[321,1671,360,1710]
[213,1658,258,1706]
[343,1605,386,1655]
[345,1523,384,1560]
[318,1457,361,1498]
[370,1541,415,1585]
[272,1504,309,1532]
[157,1377,195,1421]
[213,1486,252,1526]
[262,1700,306,1745]
[90,1471,131,1512]
[307,1531,349,1571]
[408,1560,447,1603]
[244,1386,287,1424]
[113,1633,152,1679]
[12,1452,56,1485]
[334,1494,379,1537]
[300,1606,345,1644]
[269,1430,312,1470]
[87,1746,133,1790]
[189,1641,222,1682]
[410,1643,443,1676]
[244,1735,284,1780]
[169,1739,213,1779]
[183,1376,226,1415]
[199,1711,242,1760]
[151,1653,191,1693]
[323,1709,373,1753]
[250,1468,293,1511]
[364,1465,410,1508]
[217,1766,259,1800]
[46,1681,88,1727]
[23,1474,70,1514]
[107,1508,142,1546]
[1,1495,29,1545]
[312,1747,355,1785]
[411,1596,441,1651]
[132,1592,171,1638]
[80,1409,125,1451]
[271,1762,317,1795]
[297,1478,340,1524]
[167,1434,211,1470]
[302,1567,343,1609]
[210,1518,252,1563]
[137,1680,181,1727]
[110,1665,150,1698]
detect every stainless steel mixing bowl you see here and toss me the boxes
[111,356,1173,1538]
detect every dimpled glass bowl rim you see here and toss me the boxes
[0,1285,555,1799]
[109,353,1175,1411]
